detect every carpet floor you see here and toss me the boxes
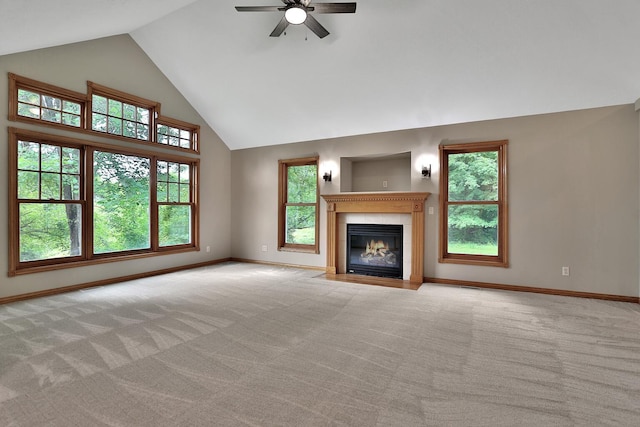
[1,262,639,426]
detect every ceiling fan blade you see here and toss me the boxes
[270,16,290,37]
[312,3,356,13]
[304,14,329,38]
[235,6,283,12]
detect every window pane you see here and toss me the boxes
[168,183,179,202]
[42,109,61,123]
[137,107,149,124]
[108,117,122,135]
[18,171,39,199]
[137,123,149,140]
[42,95,61,110]
[62,100,80,114]
[18,102,40,118]
[448,151,498,201]
[18,89,40,105]
[108,99,122,118]
[179,164,190,183]
[93,151,150,254]
[41,144,61,173]
[92,113,107,132]
[61,147,80,174]
[62,175,80,200]
[157,182,167,202]
[18,141,40,171]
[159,205,191,246]
[123,103,136,120]
[19,203,82,261]
[179,185,190,202]
[285,205,316,245]
[62,113,81,127]
[92,95,107,114]
[287,165,317,203]
[448,204,498,255]
[123,120,136,138]
[41,173,60,199]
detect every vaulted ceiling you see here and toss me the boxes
[2,0,640,150]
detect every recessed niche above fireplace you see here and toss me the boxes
[340,152,411,192]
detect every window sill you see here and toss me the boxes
[9,246,198,277]
[278,246,320,254]
[439,256,508,268]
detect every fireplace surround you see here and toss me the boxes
[321,192,430,284]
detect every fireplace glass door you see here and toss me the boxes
[347,224,403,279]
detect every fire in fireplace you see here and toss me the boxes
[347,224,403,279]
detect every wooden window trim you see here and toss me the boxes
[157,116,201,153]
[9,73,87,130]
[278,156,320,254]
[87,81,159,144]
[8,127,200,276]
[439,140,508,267]
[7,74,199,155]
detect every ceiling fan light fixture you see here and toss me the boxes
[285,6,307,24]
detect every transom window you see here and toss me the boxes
[157,117,200,152]
[88,82,158,143]
[9,73,85,129]
[9,74,199,154]
[91,94,151,140]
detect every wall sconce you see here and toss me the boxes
[422,165,431,178]
[323,170,332,182]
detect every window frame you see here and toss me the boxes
[9,73,87,130]
[439,140,508,267]
[278,156,320,254]
[87,81,159,144]
[8,127,200,276]
[8,74,199,154]
[157,116,200,153]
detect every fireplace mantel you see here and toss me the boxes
[321,192,430,284]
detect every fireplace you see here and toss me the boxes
[347,224,403,279]
[321,192,430,284]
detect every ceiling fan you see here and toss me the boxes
[235,0,357,39]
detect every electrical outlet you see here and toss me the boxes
[562,266,569,276]
[382,180,388,188]
[206,246,211,253]
[261,245,268,252]
[428,206,434,215]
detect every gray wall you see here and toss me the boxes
[0,35,232,299]
[231,105,640,298]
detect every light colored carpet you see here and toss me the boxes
[1,262,639,426]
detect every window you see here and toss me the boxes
[14,139,84,263]
[9,128,199,276]
[9,74,199,154]
[92,150,151,254]
[278,157,319,253]
[439,140,508,267]
[9,73,85,129]
[88,82,157,142]
[157,117,200,152]
[157,160,193,247]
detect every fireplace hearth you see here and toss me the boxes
[347,224,403,279]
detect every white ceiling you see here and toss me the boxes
[2,0,640,150]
